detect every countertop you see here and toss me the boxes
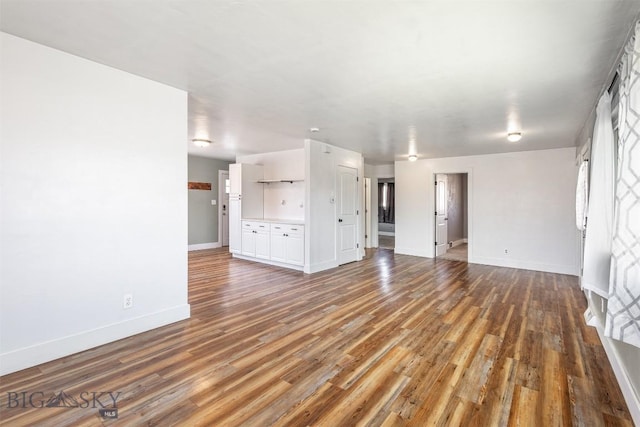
[242,218,305,225]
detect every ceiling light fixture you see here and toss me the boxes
[192,138,212,147]
[507,132,522,142]
[408,154,418,162]
[309,127,320,133]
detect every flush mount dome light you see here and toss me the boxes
[507,132,522,142]
[192,138,212,147]
[309,127,320,133]
[408,154,418,162]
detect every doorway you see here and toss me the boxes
[434,173,468,261]
[378,178,395,249]
[218,170,230,247]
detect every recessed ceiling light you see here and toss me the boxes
[507,132,522,142]
[408,154,418,162]
[192,138,212,147]
[309,127,320,133]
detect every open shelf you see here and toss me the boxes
[256,179,304,184]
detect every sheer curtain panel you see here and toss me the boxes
[606,22,640,348]
[582,92,615,298]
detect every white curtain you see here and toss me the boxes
[576,160,589,231]
[605,23,640,348]
[582,92,615,298]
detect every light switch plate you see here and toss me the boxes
[211,200,216,205]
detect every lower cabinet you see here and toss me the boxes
[286,233,304,266]
[229,199,242,254]
[255,231,270,259]
[270,223,304,266]
[270,226,287,263]
[240,220,304,268]
[241,221,270,259]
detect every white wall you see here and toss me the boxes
[395,147,579,275]
[237,149,305,221]
[364,163,394,179]
[305,140,364,273]
[0,33,190,375]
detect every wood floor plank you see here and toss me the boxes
[0,248,633,426]
[508,385,541,427]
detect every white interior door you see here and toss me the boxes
[337,165,358,265]
[435,174,448,256]
[219,170,230,246]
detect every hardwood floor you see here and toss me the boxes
[0,248,632,426]
[378,235,395,249]
[439,244,468,262]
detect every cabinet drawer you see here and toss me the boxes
[285,224,304,235]
[270,223,286,233]
[242,220,269,231]
[270,223,304,235]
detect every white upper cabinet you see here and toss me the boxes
[229,163,242,196]
[228,163,264,216]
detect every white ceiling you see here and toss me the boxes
[1,1,638,164]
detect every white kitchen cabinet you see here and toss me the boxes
[229,164,264,254]
[229,198,242,254]
[286,228,304,266]
[270,223,304,266]
[241,225,255,257]
[255,225,270,260]
[270,224,287,263]
[241,221,270,259]
[229,163,242,196]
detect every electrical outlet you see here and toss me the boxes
[123,294,133,309]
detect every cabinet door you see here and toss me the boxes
[270,231,287,263]
[286,234,305,266]
[241,229,256,256]
[229,199,242,254]
[229,163,242,197]
[255,230,270,260]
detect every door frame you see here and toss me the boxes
[218,169,230,247]
[432,170,473,261]
[364,178,371,248]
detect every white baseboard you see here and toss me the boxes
[378,231,395,237]
[0,304,190,376]
[585,307,640,426]
[471,256,578,276]
[188,241,221,251]
[395,246,430,258]
[304,259,339,274]
[233,254,304,271]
